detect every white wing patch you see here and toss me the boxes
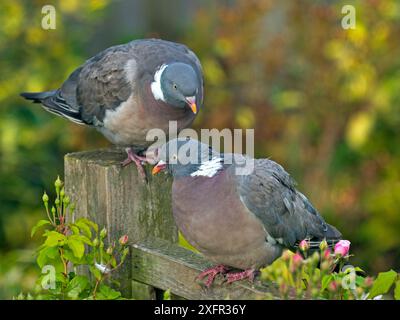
[190,157,223,177]
[151,64,168,102]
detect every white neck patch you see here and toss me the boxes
[190,157,223,177]
[151,64,168,102]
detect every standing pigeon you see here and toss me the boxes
[152,138,342,287]
[21,39,203,178]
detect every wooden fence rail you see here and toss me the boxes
[64,148,279,300]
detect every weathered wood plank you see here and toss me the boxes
[131,280,157,300]
[64,148,178,298]
[131,238,280,300]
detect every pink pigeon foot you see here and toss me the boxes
[226,269,255,284]
[121,147,148,180]
[196,264,228,288]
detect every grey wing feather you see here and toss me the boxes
[235,159,341,248]
[75,45,134,124]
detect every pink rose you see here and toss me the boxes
[334,240,351,257]
[328,281,338,292]
[322,249,331,260]
[119,235,129,245]
[292,252,303,266]
[299,239,309,252]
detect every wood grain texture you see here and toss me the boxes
[131,238,280,300]
[64,148,178,297]
[131,280,157,300]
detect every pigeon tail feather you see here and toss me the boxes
[21,90,84,125]
[20,90,57,103]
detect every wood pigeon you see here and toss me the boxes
[21,39,203,178]
[152,138,342,287]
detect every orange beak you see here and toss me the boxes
[185,96,197,114]
[152,160,167,175]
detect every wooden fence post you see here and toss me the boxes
[64,148,280,300]
[64,148,178,298]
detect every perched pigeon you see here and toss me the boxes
[21,39,203,178]
[152,138,342,287]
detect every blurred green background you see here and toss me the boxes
[1,0,399,298]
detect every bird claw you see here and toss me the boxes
[225,269,255,284]
[196,264,228,288]
[121,148,148,181]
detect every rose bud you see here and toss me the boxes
[319,239,328,251]
[292,252,303,268]
[279,283,288,294]
[55,176,62,189]
[100,227,107,239]
[42,192,49,204]
[322,249,331,260]
[119,235,129,246]
[334,240,351,257]
[328,281,338,292]
[364,276,374,288]
[320,261,330,271]
[299,239,309,252]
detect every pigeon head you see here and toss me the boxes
[151,63,200,114]
[152,138,223,178]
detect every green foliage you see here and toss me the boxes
[261,246,400,300]
[368,270,398,299]
[0,0,110,252]
[17,177,129,300]
[163,289,171,300]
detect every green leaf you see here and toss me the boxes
[394,280,400,300]
[89,266,102,281]
[56,273,68,284]
[342,266,365,275]
[97,284,121,300]
[356,275,366,287]
[74,220,92,238]
[353,267,365,274]
[31,220,51,237]
[63,248,84,264]
[44,231,66,247]
[110,257,117,268]
[36,251,48,269]
[321,274,333,292]
[163,289,171,300]
[70,225,80,235]
[37,246,59,268]
[75,218,98,233]
[369,270,397,299]
[46,246,59,259]
[67,238,85,259]
[66,276,89,299]
[69,234,93,246]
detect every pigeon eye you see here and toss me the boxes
[173,83,178,90]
